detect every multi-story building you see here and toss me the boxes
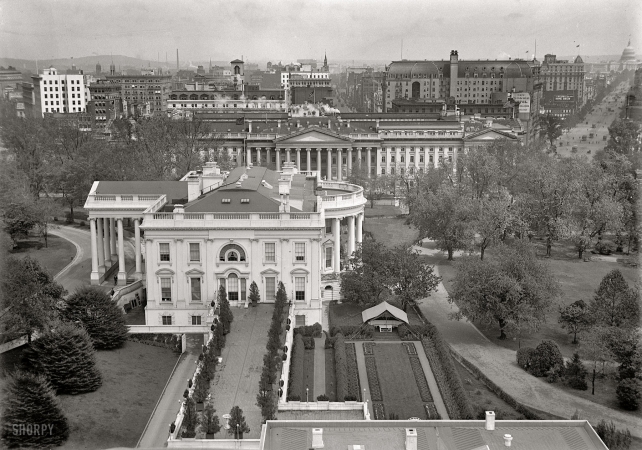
[289,73,333,105]
[0,66,23,93]
[27,67,87,117]
[539,54,586,118]
[87,81,125,132]
[105,72,172,116]
[167,87,287,113]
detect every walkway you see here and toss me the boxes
[406,341,449,419]
[412,242,642,438]
[313,334,326,398]
[209,305,273,439]
[352,342,374,418]
[137,334,203,448]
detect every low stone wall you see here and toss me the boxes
[278,400,369,420]
[167,438,260,449]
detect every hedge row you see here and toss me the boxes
[453,351,543,420]
[330,325,375,339]
[128,333,182,353]
[345,343,361,401]
[288,334,305,400]
[334,333,347,401]
[420,327,474,419]
[294,323,322,338]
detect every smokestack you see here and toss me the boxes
[485,411,495,431]
[312,428,324,449]
[504,435,513,447]
[176,49,179,71]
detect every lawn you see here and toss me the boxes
[324,347,337,401]
[9,233,76,278]
[0,341,180,450]
[329,300,425,329]
[302,349,315,401]
[372,344,430,420]
[363,216,419,248]
[363,204,405,217]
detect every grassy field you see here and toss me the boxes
[372,344,428,419]
[0,341,180,450]
[302,349,315,401]
[363,216,419,248]
[324,347,336,401]
[9,233,76,278]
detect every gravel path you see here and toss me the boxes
[413,242,641,438]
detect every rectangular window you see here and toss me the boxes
[228,276,239,301]
[189,243,200,262]
[159,243,170,261]
[191,277,201,301]
[295,243,305,261]
[295,277,305,301]
[259,277,274,304]
[325,247,333,268]
[161,278,172,301]
[162,315,172,325]
[191,315,201,325]
[241,278,246,301]
[264,242,275,262]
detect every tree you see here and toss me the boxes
[2,202,42,245]
[389,245,440,311]
[0,256,65,342]
[249,281,260,307]
[59,286,129,349]
[616,378,641,411]
[1,371,69,448]
[606,118,641,156]
[22,322,102,394]
[589,269,639,328]
[202,400,221,437]
[409,181,476,260]
[217,285,233,334]
[181,397,199,438]
[449,241,560,340]
[538,114,563,148]
[227,406,250,439]
[564,352,588,390]
[558,300,591,344]
[340,237,393,306]
[579,326,613,395]
[594,420,632,450]
[474,190,513,260]
[529,340,564,378]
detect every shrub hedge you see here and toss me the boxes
[289,334,305,399]
[516,347,536,371]
[330,325,375,339]
[295,323,323,338]
[345,342,362,401]
[530,340,564,378]
[334,333,347,401]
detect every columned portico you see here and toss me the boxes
[326,149,332,180]
[333,217,341,273]
[117,218,126,283]
[347,215,355,256]
[90,218,99,283]
[134,218,142,279]
[97,218,105,273]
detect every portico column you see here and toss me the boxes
[386,148,391,174]
[347,148,352,176]
[337,148,342,181]
[367,148,372,176]
[357,148,362,169]
[134,218,142,279]
[257,148,261,166]
[326,149,332,180]
[434,148,438,168]
[306,149,311,171]
[247,148,251,166]
[109,218,117,261]
[395,147,400,173]
[276,149,281,171]
[296,148,301,170]
[356,213,363,245]
[286,149,291,164]
[97,217,105,273]
[90,219,99,284]
[103,217,111,266]
[348,215,355,257]
[415,147,420,172]
[317,149,322,172]
[333,217,341,273]
[117,218,126,283]
[453,147,458,172]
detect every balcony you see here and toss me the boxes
[141,211,324,229]
[84,193,166,212]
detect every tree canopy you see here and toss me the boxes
[588,269,639,328]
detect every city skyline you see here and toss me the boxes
[1,0,640,63]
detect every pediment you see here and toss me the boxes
[465,129,517,141]
[260,268,280,275]
[155,268,175,276]
[275,126,352,144]
[185,268,205,276]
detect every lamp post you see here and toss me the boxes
[306,387,309,403]
[236,423,239,441]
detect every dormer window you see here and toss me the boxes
[222,199,231,204]
[241,199,250,204]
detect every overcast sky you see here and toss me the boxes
[1,0,640,63]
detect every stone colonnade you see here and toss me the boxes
[329,212,364,273]
[89,217,143,285]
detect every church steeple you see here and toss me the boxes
[323,51,328,72]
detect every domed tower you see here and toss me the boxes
[621,39,636,62]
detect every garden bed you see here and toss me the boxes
[324,348,336,402]
[364,356,382,401]
[345,343,362,401]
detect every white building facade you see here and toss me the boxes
[35,67,87,115]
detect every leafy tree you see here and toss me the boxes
[0,371,69,448]
[59,286,129,349]
[249,281,260,307]
[202,400,221,436]
[192,370,209,403]
[2,202,42,244]
[181,397,199,438]
[227,406,250,439]
[606,118,641,156]
[474,190,513,260]
[449,241,560,340]
[616,378,641,411]
[558,300,591,344]
[409,181,476,260]
[538,114,563,148]
[564,352,588,390]
[22,322,102,394]
[594,420,632,450]
[217,285,233,334]
[212,147,234,172]
[340,237,393,306]
[588,269,639,328]
[529,340,564,378]
[389,245,440,311]
[0,256,65,342]
[579,326,613,395]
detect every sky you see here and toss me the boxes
[1,0,640,64]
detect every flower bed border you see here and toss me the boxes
[345,343,362,401]
[364,356,382,402]
[409,356,433,403]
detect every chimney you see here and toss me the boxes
[328,118,332,130]
[405,428,417,450]
[278,176,290,212]
[503,434,513,447]
[187,175,201,202]
[312,428,324,448]
[248,121,252,132]
[485,411,495,431]
[297,120,301,128]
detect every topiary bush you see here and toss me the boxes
[317,394,329,401]
[616,378,641,411]
[516,347,536,371]
[529,340,564,377]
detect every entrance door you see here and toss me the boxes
[411,81,420,99]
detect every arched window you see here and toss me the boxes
[219,244,246,262]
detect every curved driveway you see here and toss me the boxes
[413,243,641,438]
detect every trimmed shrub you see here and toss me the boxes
[397,324,415,340]
[334,333,347,402]
[296,323,322,338]
[289,334,305,400]
[344,395,358,401]
[345,342,361,400]
[595,420,632,450]
[317,394,329,401]
[516,347,536,371]
[302,336,315,350]
[530,340,564,377]
[1,371,69,448]
[616,378,641,411]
